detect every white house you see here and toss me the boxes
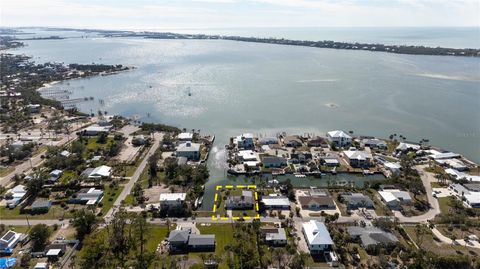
[87,165,112,179]
[81,125,110,136]
[176,142,200,161]
[160,193,186,209]
[343,150,372,168]
[326,130,352,147]
[378,190,412,209]
[49,169,63,182]
[5,185,27,208]
[261,196,291,210]
[177,132,193,142]
[60,150,71,158]
[0,230,25,253]
[384,162,401,174]
[237,150,258,162]
[395,142,420,153]
[234,133,254,149]
[302,220,334,254]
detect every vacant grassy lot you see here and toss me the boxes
[101,184,124,215]
[196,223,235,269]
[0,204,75,220]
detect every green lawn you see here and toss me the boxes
[438,197,453,215]
[59,170,77,184]
[145,224,171,252]
[196,223,235,269]
[101,184,124,215]
[82,137,115,158]
[0,204,74,220]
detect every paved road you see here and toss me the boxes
[0,135,75,187]
[394,165,440,223]
[432,227,480,249]
[104,133,163,222]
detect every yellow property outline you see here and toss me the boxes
[211,185,261,221]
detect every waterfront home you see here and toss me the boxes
[450,183,480,208]
[261,195,291,210]
[307,136,329,148]
[261,156,287,168]
[302,220,334,254]
[30,198,52,213]
[5,184,27,208]
[71,188,104,205]
[347,226,398,251]
[395,142,420,153]
[321,157,340,167]
[263,228,287,246]
[343,150,372,168]
[258,137,278,145]
[340,193,374,209]
[435,158,467,171]
[81,165,112,179]
[298,195,336,210]
[177,132,193,142]
[98,115,114,126]
[234,133,254,149]
[360,138,387,150]
[80,125,110,136]
[237,150,258,162]
[49,169,63,182]
[283,135,303,148]
[384,162,401,174]
[226,190,254,210]
[159,193,186,209]
[378,190,412,209]
[0,230,25,254]
[289,153,313,164]
[326,130,352,147]
[176,142,200,161]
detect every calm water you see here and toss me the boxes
[8,28,480,210]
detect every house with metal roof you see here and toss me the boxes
[5,185,27,208]
[343,150,372,168]
[177,132,194,142]
[347,226,398,250]
[82,165,112,179]
[176,142,200,160]
[378,190,412,209]
[188,234,216,251]
[0,230,25,254]
[326,130,352,147]
[302,220,334,254]
[159,193,187,209]
[167,227,215,252]
[340,193,374,209]
[30,199,52,213]
[264,228,287,246]
[71,188,104,205]
[261,195,290,210]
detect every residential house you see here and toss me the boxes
[283,135,303,148]
[160,193,187,209]
[45,243,67,261]
[341,193,374,209]
[378,190,412,209]
[289,153,312,164]
[302,220,334,254]
[450,183,480,208]
[326,130,352,147]
[34,262,48,269]
[384,162,401,174]
[237,150,258,162]
[71,188,104,205]
[178,132,194,142]
[264,228,287,246]
[321,157,340,167]
[298,196,336,210]
[226,190,254,210]
[132,135,146,146]
[261,195,290,210]
[436,158,467,171]
[347,226,398,251]
[0,230,25,254]
[176,142,200,161]
[307,136,329,148]
[234,133,254,149]
[30,199,52,213]
[262,156,287,168]
[343,150,372,168]
[360,138,387,150]
[60,150,71,158]
[395,142,420,154]
[80,125,110,136]
[5,185,27,208]
[81,165,112,179]
[167,228,215,252]
[257,137,278,145]
[49,169,63,182]
[27,104,41,113]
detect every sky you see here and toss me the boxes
[1,0,479,29]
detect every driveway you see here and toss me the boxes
[394,165,440,223]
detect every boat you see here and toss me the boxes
[331,167,337,175]
[294,173,306,178]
